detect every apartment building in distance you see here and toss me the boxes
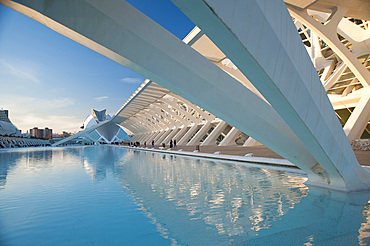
[30,127,53,139]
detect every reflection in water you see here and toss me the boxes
[0,148,55,188]
[80,146,121,182]
[116,150,308,242]
[1,146,369,245]
[0,147,90,188]
[360,203,370,245]
[71,147,370,245]
[109,149,370,245]
[0,151,22,188]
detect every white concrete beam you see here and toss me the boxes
[219,127,241,147]
[201,120,228,146]
[150,132,163,145]
[143,131,158,145]
[156,129,174,145]
[323,63,348,91]
[344,90,370,140]
[172,127,189,145]
[153,131,168,144]
[178,125,200,145]
[243,137,262,147]
[187,122,212,146]
[163,128,181,145]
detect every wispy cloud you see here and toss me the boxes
[0,60,41,84]
[43,97,76,109]
[0,96,76,113]
[94,96,109,102]
[120,77,143,84]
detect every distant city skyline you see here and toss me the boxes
[0,0,194,133]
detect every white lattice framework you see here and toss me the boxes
[288,6,370,141]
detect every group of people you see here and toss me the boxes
[169,139,176,148]
[143,140,155,148]
[141,139,177,148]
[129,141,141,147]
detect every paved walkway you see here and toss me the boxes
[145,144,370,166]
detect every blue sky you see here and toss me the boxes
[0,0,194,133]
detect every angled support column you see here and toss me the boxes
[130,134,139,142]
[344,90,370,140]
[158,97,197,145]
[156,131,175,144]
[187,122,212,146]
[201,120,228,146]
[132,135,141,142]
[219,127,241,146]
[156,129,174,145]
[143,131,159,145]
[124,118,148,134]
[138,133,150,143]
[152,131,163,143]
[172,127,189,144]
[173,125,191,145]
[178,124,200,145]
[131,130,148,142]
[153,130,166,142]
[132,121,160,141]
[154,130,167,144]
[137,131,152,142]
[151,132,163,144]
[154,103,186,144]
[151,105,179,136]
[243,137,262,147]
[163,128,181,145]
[147,111,168,142]
[128,116,157,142]
[323,63,348,91]
[320,61,335,84]
[132,114,155,131]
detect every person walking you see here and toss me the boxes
[170,139,173,148]
[152,140,154,148]
[174,139,177,148]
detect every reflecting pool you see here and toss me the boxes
[0,146,369,245]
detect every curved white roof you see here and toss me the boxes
[83,115,97,130]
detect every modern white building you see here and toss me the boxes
[57,109,130,145]
[0,109,21,137]
[2,0,369,191]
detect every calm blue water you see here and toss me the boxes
[0,146,369,245]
